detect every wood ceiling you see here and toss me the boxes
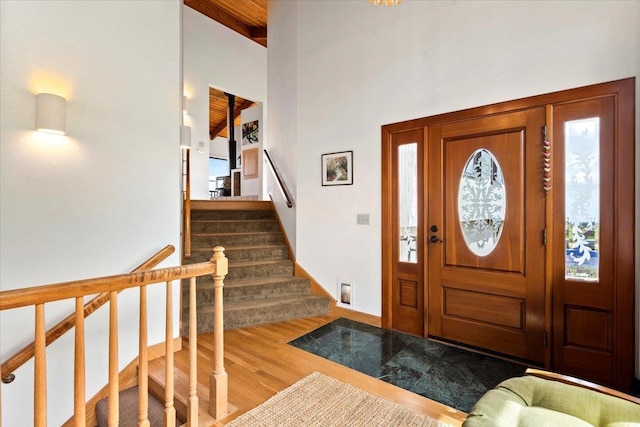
[185,0,268,47]
[186,0,265,140]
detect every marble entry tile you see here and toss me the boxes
[288,318,529,413]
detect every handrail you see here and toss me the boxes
[0,260,220,310]
[183,149,192,258]
[0,246,229,425]
[1,245,175,381]
[264,149,293,208]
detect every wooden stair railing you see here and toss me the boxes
[1,245,175,383]
[0,246,229,426]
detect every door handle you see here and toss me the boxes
[430,235,443,243]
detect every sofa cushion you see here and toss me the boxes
[463,376,640,427]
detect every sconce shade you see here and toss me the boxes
[36,93,66,135]
[180,125,192,149]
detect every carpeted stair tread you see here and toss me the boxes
[190,219,279,233]
[191,209,274,220]
[222,295,329,311]
[182,276,312,306]
[193,295,331,330]
[187,244,288,262]
[190,231,284,247]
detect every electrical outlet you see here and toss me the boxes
[356,213,370,225]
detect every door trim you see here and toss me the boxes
[381,78,634,387]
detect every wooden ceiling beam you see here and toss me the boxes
[250,27,267,46]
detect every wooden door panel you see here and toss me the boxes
[443,287,524,329]
[444,131,525,273]
[429,107,546,364]
[440,269,526,297]
[441,318,528,359]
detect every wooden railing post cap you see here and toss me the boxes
[210,246,228,277]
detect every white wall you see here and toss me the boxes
[267,0,299,251]
[0,1,181,425]
[268,0,640,374]
[183,5,267,200]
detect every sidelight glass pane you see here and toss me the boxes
[565,117,600,281]
[458,149,506,256]
[399,143,418,263]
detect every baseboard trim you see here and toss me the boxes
[62,337,182,427]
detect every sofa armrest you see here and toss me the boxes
[525,368,640,405]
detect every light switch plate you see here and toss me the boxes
[356,213,370,225]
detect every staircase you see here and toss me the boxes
[181,200,330,335]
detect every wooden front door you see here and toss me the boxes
[427,108,547,363]
[388,128,425,336]
[381,79,634,388]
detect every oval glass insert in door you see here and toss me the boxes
[458,148,506,256]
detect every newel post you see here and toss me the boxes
[209,246,228,419]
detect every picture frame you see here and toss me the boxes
[321,151,353,186]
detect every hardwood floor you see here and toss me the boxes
[170,315,466,426]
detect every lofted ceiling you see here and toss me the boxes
[186,0,265,141]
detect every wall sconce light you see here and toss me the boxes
[36,93,66,135]
[180,125,191,149]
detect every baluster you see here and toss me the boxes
[108,291,119,427]
[209,246,228,419]
[34,304,46,427]
[188,277,198,425]
[74,297,86,427]
[138,285,150,427]
[164,281,176,427]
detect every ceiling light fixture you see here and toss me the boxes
[369,0,402,5]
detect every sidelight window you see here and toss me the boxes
[564,118,600,281]
[398,143,418,263]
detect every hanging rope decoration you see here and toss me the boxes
[543,126,552,193]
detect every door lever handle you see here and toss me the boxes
[430,235,443,243]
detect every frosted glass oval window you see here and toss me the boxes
[458,149,506,256]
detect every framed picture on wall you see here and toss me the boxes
[242,120,259,146]
[321,151,353,186]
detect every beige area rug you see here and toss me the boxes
[225,372,453,427]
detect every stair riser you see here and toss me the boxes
[230,262,294,281]
[184,298,331,333]
[182,281,310,305]
[191,210,275,221]
[191,233,284,247]
[191,220,278,233]
[189,246,289,263]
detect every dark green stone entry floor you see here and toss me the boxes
[288,318,528,413]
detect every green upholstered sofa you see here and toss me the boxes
[464,369,640,427]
